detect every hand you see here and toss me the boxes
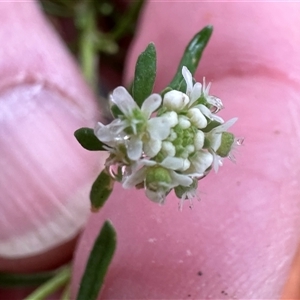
[71,2,300,299]
[0,1,102,273]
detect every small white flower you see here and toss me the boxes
[182,66,224,123]
[95,86,171,160]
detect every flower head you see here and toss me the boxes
[94,66,239,208]
[95,87,171,161]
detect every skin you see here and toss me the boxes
[0,1,103,273]
[71,2,300,299]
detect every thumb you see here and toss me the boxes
[0,0,103,272]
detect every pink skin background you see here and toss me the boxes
[71,1,300,300]
[1,1,300,300]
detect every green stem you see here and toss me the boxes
[77,2,98,91]
[23,266,71,300]
[60,283,71,300]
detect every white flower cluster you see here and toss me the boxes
[95,66,238,208]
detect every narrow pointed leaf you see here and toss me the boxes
[76,221,117,300]
[168,26,213,90]
[74,127,107,151]
[90,169,115,212]
[132,43,156,106]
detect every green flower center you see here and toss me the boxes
[124,108,146,135]
[171,124,197,157]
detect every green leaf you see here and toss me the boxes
[168,26,213,90]
[132,43,156,106]
[0,268,64,288]
[74,127,107,151]
[76,221,116,300]
[90,169,115,212]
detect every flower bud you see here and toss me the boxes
[194,131,205,150]
[163,90,189,112]
[216,132,235,157]
[187,108,207,128]
[161,141,176,157]
[189,151,213,175]
[178,115,191,129]
[161,111,178,127]
[146,167,172,191]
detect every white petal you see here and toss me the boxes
[213,117,238,134]
[145,189,166,204]
[190,151,213,174]
[94,120,127,147]
[186,145,195,155]
[123,167,147,188]
[202,77,211,95]
[169,171,193,187]
[209,133,222,151]
[111,87,138,116]
[141,93,162,119]
[144,138,162,157]
[161,111,178,128]
[180,159,191,171]
[147,117,171,140]
[127,137,143,160]
[178,115,191,129]
[190,82,202,105]
[94,121,107,136]
[94,122,115,143]
[182,66,193,97]
[206,95,224,111]
[139,159,157,167]
[194,130,205,150]
[160,157,188,171]
[197,104,224,123]
[167,129,177,142]
[161,141,176,157]
[187,108,207,129]
[212,152,223,173]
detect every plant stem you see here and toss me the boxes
[0,269,59,288]
[23,265,71,300]
[60,283,71,300]
[77,2,98,91]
